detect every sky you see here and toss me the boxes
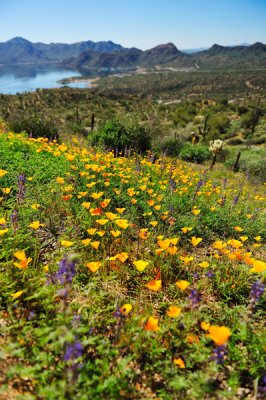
[0,0,265,50]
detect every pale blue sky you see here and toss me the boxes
[0,0,265,50]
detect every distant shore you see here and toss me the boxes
[57,76,100,87]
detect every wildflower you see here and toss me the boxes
[119,304,132,316]
[2,187,11,194]
[11,290,23,299]
[0,228,8,236]
[191,236,202,247]
[167,306,181,318]
[180,255,194,265]
[186,334,199,344]
[116,208,125,213]
[61,240,74,247]
[90,207,103,216]
[189,289,201,305]
[91,192,104,200]
[64,341,83,362]
[29,221,44,230]
[57,255,79,284]
[86,261,101,272]
[0,169,7,178]
[87,228,97,235]
[176,280,190,291]
[115,219,129,229]
[90,241,100,250]
[56,177,65,184]
[0,217,6,224]
[100,199,111,208]
[133,260,149,272]
[199,261,209,268]
[249,260,266,273]
[173,358,185,368]
[116,252,128,263]
[96,219,109,226]
[105,212,117,221]
[192,209,200,215]
[14,250,32,270]
[81,238,91,246]
[181,227,192,234]
[111,230,121,237]
[81,202,91,209]
[144,316,160,332]
[139,229,149,240]
[234,226,243,232]
[145,279,162,291]
[200,321,210,331]
[31,203,40,210]
[212,345,228,364]
[250,281,265,304]
[207,325,231,346]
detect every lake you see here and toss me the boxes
[0,64,94,94]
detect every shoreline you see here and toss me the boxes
[57,76,100,87]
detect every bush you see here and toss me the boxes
[159,138,184,157]
[9,116,58,140]
[91,122,151,153]
[179,144,211,164]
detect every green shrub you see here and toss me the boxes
[179,144,211,164]
[9,116,58,140]
[91,122,151,153]
[159,138,184,157]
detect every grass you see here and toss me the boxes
[0,122,265,399]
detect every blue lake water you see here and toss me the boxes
[0,64,91,94]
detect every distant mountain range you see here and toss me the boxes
[0,37,265,70]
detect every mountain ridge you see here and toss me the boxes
[0,37,265,70]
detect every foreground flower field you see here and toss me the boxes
[0,125,265,399]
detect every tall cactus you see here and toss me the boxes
[251,97,260,133]
[198,115,210,139]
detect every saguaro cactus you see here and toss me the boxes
[198,115,210,140]
[251,98,260,133]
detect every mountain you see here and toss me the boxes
[0,37,126,65]
[63,43,194,69]
[193,42,266,69]
[0,38,265,70]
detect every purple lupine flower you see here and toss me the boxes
[193,273,200,280]
[10,209,19,232]
[250,281,265,304]
[220,195,226,206]
[64,341,83,362]
[169,177,176,191]
[212,345,227,364]
[56,255,78,285]
[113,307,126,319]
[27,311,35,321]
[189,289,201,306]
[222,178,227,188]
[205,269,215,279]
[233,195,240,205]
[17,173,26,203]
[57,288,69,298]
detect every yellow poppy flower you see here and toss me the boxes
[191,237,202,247]
[145,279,162,291]
[133,260,149,272]
[119,304,132,316]
[61,240,74,247]
[144,316,160,332]
[86,261,101,272]
[207,325,231,346]
[167,306,181,318]
[11,290,23,299]
[176,280,190,291]
[173,358,185,368]
[29,221,44,230]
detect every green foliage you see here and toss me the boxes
[179,144,211,163]
[159,138,184,157]
[9,115,58,140]
[91,121,151,153]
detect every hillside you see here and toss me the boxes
[1,38,265,70]
[0,124,265,399]
[0,37,125,65]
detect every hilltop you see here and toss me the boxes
[0,37,265,70]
